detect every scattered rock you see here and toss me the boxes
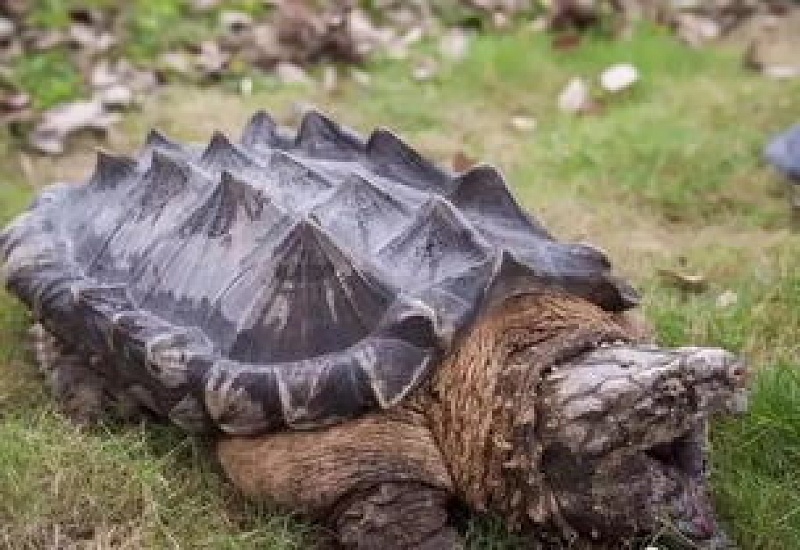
[220,10,252,34]
[510,115,537,132]
[29,100,120,155]
[600,63,639,93]
[0,16,15,41]
[349,68,372,87]
[195,40,229,79]
[68,22,115,53]
[27,28,66,51]
[743,11,800,80]
[657,268,708,293]
[439,27,470,61]
[0,90,33,125]
[91,59,158,94]
[97,84,134,109]
[1,91,29,111]
[716,290,738,309]
[275,61,311,85]
[239,76,253,96]
[160,51,194,78]
[558,77,591,114]
[675,13,721,48]
[0,0,28,18]
[412,57,438,81]
[348,8,394,58]
[191,0,221,12]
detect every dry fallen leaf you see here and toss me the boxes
[510,116,536,132]
[657,268,708,293]
[716,290,739,309]
[29,100,120,155]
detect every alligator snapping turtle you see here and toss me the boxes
[1,110,747,548]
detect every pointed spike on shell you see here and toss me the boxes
[138,150,195,213]
[240,110,279,148]
[295,109,364,155]
[216,170,267,222]
[366,128,453,193]
[200,131,257,171]
[452,164,552,238]
[267,150,337,197]
[88,150,137,190]
[144,129,181,152]
[270,217,368,290]
[181,171,267,237]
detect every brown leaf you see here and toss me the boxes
[452,151,478,172]
[552,33,581,51]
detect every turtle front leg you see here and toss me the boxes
[216,411,462,549]
[29,323,145,425]
[333,481,461,549]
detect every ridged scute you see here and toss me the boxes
[0,110,638,434]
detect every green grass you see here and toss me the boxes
[8,49,86,109]
[1,22,800,549]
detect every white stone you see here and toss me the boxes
[558,77,591,114]
[0,16,16,41]
[275,62,311,85]
[600,63,639,93]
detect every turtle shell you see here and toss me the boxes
[0,110,638,434]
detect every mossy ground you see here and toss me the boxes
[1,19,799,550]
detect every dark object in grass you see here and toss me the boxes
[765,124,800,223]
[1,110,748,549]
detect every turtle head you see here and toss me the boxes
[533,345,748,545]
